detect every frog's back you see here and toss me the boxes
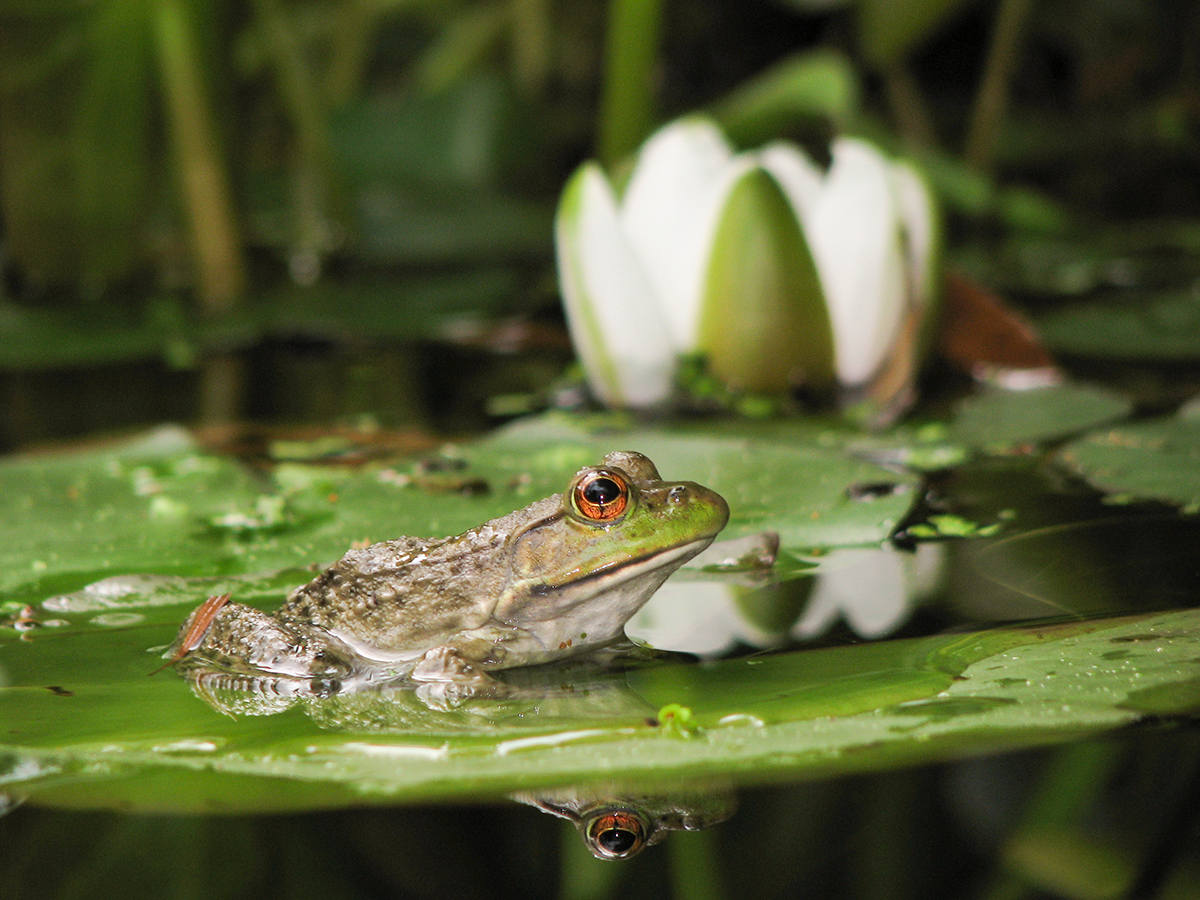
[275,501,555,658]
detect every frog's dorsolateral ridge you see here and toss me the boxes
[168,452,729,689]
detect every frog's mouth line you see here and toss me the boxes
[533,536,716,595]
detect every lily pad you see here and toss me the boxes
[945,383,1132,449]
[1036,290,1200,361]
[809,382,1132,471]
[469,414,921,550]
[2,600,1198,813]
[1056,410,1200,511]
[6,417,1197,818]
[0,427,279,603]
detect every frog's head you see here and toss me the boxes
[496,451,729,643]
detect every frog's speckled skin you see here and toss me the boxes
[170,451,729,686]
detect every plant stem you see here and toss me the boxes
[963,0,1034,172]
[882,62,937,148]
[325,0,373,106]
[512,0,551,97]
[154,0,246,317]
[597,0,663,166]
[154,0,248,424]
[253,0,334,282]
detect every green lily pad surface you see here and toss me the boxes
[0,415,923,612]
[829,382,1133,471]
[2,601,1197,813]
[1036,290,1200,361]
[945,383,1132,450]
[1057,408,1200,511]
[4,414,1196,816]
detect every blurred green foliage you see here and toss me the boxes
[0,0,1196,442]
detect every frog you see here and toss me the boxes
[167,451,729,689]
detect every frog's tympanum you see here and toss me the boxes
[168,452,729,689]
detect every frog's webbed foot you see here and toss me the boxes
[411,644,490,684]
[409,626,524,683]
[410,644,507,703]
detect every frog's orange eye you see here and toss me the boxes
[571,470,630,523]
[586,811,648,859]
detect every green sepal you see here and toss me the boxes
[697,166,836,393]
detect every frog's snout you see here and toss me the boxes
[669,482,730,534]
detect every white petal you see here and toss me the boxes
[758,141,825,219]
[805,137,908,386]
[619,117,737,350]
[627,581,780,656]
[793,546,912,639]
[555,163,676,407]
[890,160,938,308]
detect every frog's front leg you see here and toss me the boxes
[407,645,500,709]
[409,625,528,687]
[171,594,354,679]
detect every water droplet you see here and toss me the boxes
[91,612,145,627]
[152,740,222,754]
[717,713,764,728]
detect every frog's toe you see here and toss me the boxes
[412,645,490,685]
[412,647,505,706]
[416,679,500,709]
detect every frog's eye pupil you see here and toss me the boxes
[584,477,620,507]
[587,812,646,858]
[597,827,637,855]
[573,471,629,522]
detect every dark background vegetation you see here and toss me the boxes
[1,0,1196,446]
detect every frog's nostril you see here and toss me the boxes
[668,485,688,503]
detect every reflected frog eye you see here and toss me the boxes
[571,470,630,523]
[585,811,648,859]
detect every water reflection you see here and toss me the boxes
[180,657,659,722]
[628,541,945,655]
[514,782,736,859]
[177,662,735,858]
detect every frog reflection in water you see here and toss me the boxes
[169,452,729,689]
[515,784,737,860]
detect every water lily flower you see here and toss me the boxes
[555,116,939,417]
